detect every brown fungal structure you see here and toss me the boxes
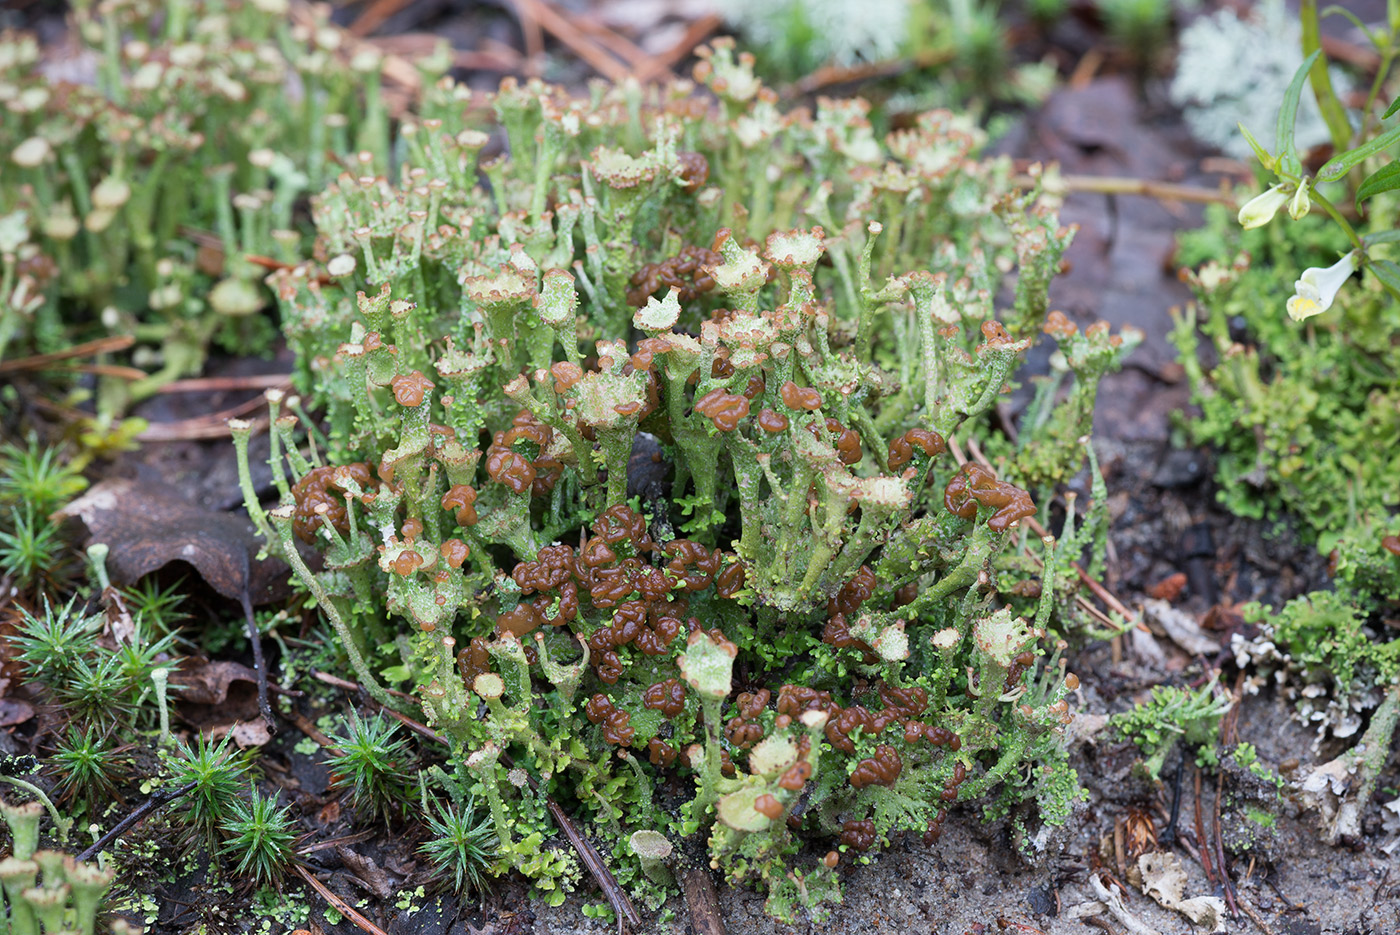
[943,462,1037,532]
[839,819,876,852]
[390,369,435,407]
[585,693,636,746]
[694,388,751,432]
[291,463,374,543]
[779,380,823,411]
[724,689,770,750]
[627,243,721,308]
[887,428,946,469]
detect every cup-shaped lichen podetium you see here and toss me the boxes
[564,350,648,506]
[678,630,737,818]
[462,254,543,374]
[971,608,1036,723]
[0,799,44,860]
[706,229,771,314]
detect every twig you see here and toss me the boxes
[1213,770,1238,917]
[383,709,449,746]
[1193,767,1214,884]
[0,335,135,374]
[294,861,390,935]
[571,14,666,79]
[542,795,641,931]
[509,0,545,63]
[156,373,292,394]
[1158,751,1186,845]
[137,387,289,440]
[366,34,521,74]
[65,363,149,380]
[313,669,416,703]
[75,781,197,862]
[1073,567,1138,627]
[512,0,629,82]
[286,710,335,747]
[679,865,726,935]
[1237,893,1277,935]
[296,829,376,856]
[789,48,955,96]
[1068,48,1104,89]
[240,590,277,734]
[348,0,413,37]
[633,14,723,83]
[1011,174,1240,207]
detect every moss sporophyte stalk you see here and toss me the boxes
[228,42,1135,922]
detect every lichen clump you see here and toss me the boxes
[236,42,1133,922]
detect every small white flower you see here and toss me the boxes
[1286,252,1359,322]
[1238,184,1290,229]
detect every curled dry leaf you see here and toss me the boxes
[1137,852,1227,932]
[56,479,287,604]
[57,479,285,732]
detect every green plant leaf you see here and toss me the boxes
[1356,161,1400,208]
[1238,123,1276,171]
[1386,95,1400,121]
[1365,257,1400,298]
[1277,49,1323,177]
[1318,124,1400,181]
[1302,0,1353,153]
[1361,229,1400,246]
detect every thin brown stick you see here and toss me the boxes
[313,669,417,703]
[65,363,149,380]
[1073,566,1138,626]
[286,710,335,747]
[510,0,546,62]
[1320,34,1383,71]
[514,0,630,83]
[156,373,292,393]
[452,47,525,72]
[1214,770,1238,917]
[1236,895,1278,935]
[571,14,664,75]
[634,14,723,83]
[380,706,450,746]
[0,335,136,374]
[364,32,522,74]
[297,829,377,856]
[294,862,390,935]
[1193,767,1215,884]
[1011,173,1240,207]
[1067,48,1104,90]
[680,865,726,935]
[348,0,413,37]
[543,795,642,930]
[137,386,290,441]
[790,48,955,96]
